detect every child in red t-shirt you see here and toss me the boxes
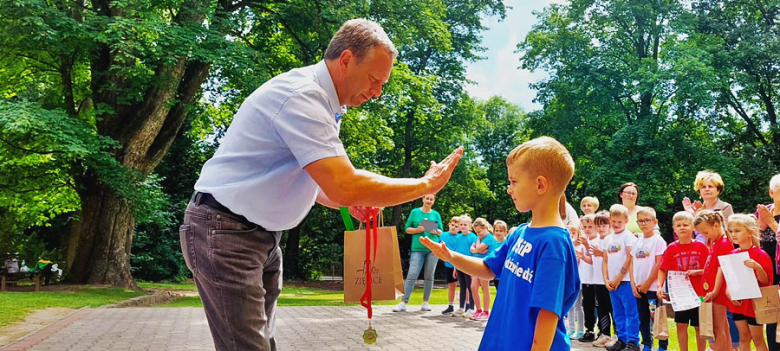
[720,214,773,351]
[658,212,709,351]
[695,210,733,351]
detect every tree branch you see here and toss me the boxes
[0,137,66,155]
[723,88,768,145]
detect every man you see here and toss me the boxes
[180,19,463,351]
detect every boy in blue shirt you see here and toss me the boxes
[439,216,462,314]
[421,136,580,350]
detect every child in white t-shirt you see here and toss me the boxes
[629,207,668,351]
[576,214,598,342]
[602,204,639,350]
[567,225,586,339]
[589,211,617,347]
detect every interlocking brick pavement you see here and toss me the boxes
[4,305,605,351]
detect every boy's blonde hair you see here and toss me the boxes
[506,136,575,194]
[694,170,725,194]
[609,204,629,219]
[636,206,656,219]
[581,196,600,209]
[567,225,582,240]
[493,220,508,232]
[672,211,694,224]
[581,213,596,224]
[449,216,461,224]
[594,210,611,226]
[727,214,760,247]
[473,217,493,233]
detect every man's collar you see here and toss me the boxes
[314,61,346,115]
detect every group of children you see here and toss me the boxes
[413,136,777,351]
[437,214,510,321]
[564,196,776,351]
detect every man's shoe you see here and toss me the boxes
[579,331,596,342]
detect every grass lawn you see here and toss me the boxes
[0,286,146,328]
[157,285,498,308]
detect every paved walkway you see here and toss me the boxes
[3,305,604,350]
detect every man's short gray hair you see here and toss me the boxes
[770,174,780,191]
[324,19,398,63]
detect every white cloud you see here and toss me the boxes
[464,0,566,111]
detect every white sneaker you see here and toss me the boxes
[392,301,407,312]
[463,310,475,319]
[420,302,431,311]
[593,335,611,347]
[451,308,464,317]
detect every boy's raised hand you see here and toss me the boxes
[420,236,454,262]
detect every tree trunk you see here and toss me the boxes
[67,174,137,288]
[284,222,303,279]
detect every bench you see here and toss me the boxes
[0,272,41,292]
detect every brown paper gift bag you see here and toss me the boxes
[751,285,780,325]
[343,211,404,302]
[699,302,714,338]
[653,303,670,340]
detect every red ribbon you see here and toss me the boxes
[360,207,379,319]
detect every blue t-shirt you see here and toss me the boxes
[472,233,499,259]
[439,231,460,268]
[453,233,477,257]
[481,224,581,351]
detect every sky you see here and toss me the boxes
[464,0,568,112]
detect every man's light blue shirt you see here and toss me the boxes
[195,61,346,231]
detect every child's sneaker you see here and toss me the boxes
[451,308,464,317]
[475,310,489,321]
[574,331,585,339]
[420,302,431,311]
[592,335,611,347]
[606,338,624,351]
[605,336,619,348]
[567,330,576,339]
[463,310,475,319]
[441,305,454,314]
[624,342,640,351]
[392,301,407,312]
[469,310,482,320]
[578,331,596,342]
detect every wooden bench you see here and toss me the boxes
[0,272,41,292]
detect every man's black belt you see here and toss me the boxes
[191,191,265,231]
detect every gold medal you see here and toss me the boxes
[363,323,377,344]
[703,282,709,290]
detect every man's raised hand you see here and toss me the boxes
[420,236,454,262]
[423,147,463,194]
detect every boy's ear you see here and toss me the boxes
[536,175,548,194]
[770,189,775,198]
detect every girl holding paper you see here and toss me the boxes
[697,210,735,351]
[723,214,773,351]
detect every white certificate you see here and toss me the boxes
[667,271,701,312]
[718,252,762,300]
